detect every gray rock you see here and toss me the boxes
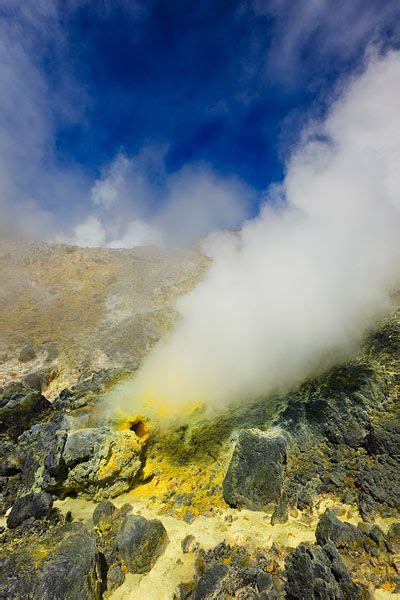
[17,414,70,492]
[35,529,103,599]
[316,508,363,548]
[62,427,144,500]
[0,384,51,438]
[285,541,367,599]
[184,542,280,599]
[181,534,196,553]
[92,499,116,527]
[223,428,287,510]
[7,491,53,529]
[271,492,289,525]
[23,371,44,391]
[365,419,400,457]
[63,428,109,468]
[117,514,169,573]
[92,501,131,592]
[193,563,229,599]
[386,522,400,554]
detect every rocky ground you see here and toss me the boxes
[0,242,399,599]
[0,241,207,396]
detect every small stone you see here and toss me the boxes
[183,510,195,524]
[18,343,36,363]
[181,534,196,553]
[93,500,116,527]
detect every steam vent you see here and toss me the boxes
[1,3,400,599]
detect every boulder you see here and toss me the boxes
[386,522,400,554]
[63,428,109,468]
[17,414,70,492]
[285,541,367,599]
[92,501,132,592]
[7,491,53,529]
[192,563,229,599]
[315,508,363,548]
[223,428,287,510]
[0,384,51,438]
[117,514,169,573]
[35,529,103,600]
[365,419,400,457]
[62,427,144,499]
[92,499,116,527]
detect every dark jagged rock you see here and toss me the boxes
[192,563,229,599]
[271,492,289,525]
[63,428,109,468]
[181,534,196,554]
[0,383,51,438]
[386,522,400,555]
[0,471,24,515]
[17,414,70,492]
[356,454,399,518]
[35,529,103,600]
[180,542,283,599]
[365,419,400,457]
[285,541,368,599]
[315,508,363,548]
[7,491,53,529]
[223,428,287,510]
[92,499,116,527]
[276,364,379,447]
[0,517,104,600]
[92,500,132,592]
[117,514,169,574]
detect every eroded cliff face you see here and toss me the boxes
[0,242,399,599]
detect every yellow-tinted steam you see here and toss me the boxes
[105,355,209,423]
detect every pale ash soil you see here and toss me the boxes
[0,242,208,397]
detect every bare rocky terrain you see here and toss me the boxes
[0,242,208,396]
[0,242,399,599]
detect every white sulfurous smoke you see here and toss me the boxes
[108,51,400,417]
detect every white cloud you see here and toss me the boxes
[62,151,253,248]
[248,0,400,84]
[0,1,91,241]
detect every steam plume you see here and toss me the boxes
[108,52,400,416]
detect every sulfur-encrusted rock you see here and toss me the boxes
[223,428,287,510]
[117,514,169,573]
[7,491,53,529]
[62,427,145,500]
[92,499,117,527]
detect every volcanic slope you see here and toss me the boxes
[0,242,399,599]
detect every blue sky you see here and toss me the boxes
[0,0,399,245]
